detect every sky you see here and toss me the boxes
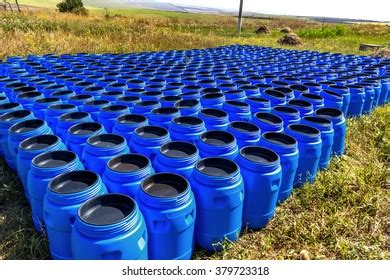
[161,0,390,21]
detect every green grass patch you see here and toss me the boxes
[297,25,349,38]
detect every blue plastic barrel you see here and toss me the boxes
[7,119,52,170]
[246,97,271,113]
[32,98,62,120]
[83,100,111,122]
[44,170,107,260]
[287,99,314,117]
[315,108,346,156]
[252,112,284,133]
[346,84,365,117]
[137,172,196,260]
[200,93,225,109]
[327,85,350,115]
[298,93,324,110]
[82,86,106,99]
[56,112,93,142]
[116,96,140,111]
[290,84,309,98]
[227,121,260,148]
[28,150,84,231]
[174,99,201,117]
[71,194,148,260]
[100,91,124,102]
[82,134,129,177]
[169,116,206,144]
[319,89,343,110]
[17,135,66,201]
[357,83,375,114]
[190,157,244,250]
[103,154,153,198]
[15,91,44,111]
[141,91,163,102]
[160,95,182,107]
[271,106,301,129]
[259,132,299,203]
[112,114,148,145]
[238,146,281,229]
[222,101,251,122]
[196,130,238,160]
[130,125,171,161]
[285,124,322,187]
[98,105,130,133]
[154,141,199,178]
[50,90,76,102]
[66,122,106,159]
[46,104,78,130]
[224,89,246,102]
[149,107,181,129]
[132,100,161,117]
[0,102,22,115]
[198,108,229,131]
[262,89,286,107]
[0,110,34,159]
[301,116,334,170]
[68,94,94,111]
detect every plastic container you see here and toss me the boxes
[196,130,238,160]
[287,99,314,117]
[200,93,225,110]
[98,105,130,133]
[132,100,161,117]
[83,100,111,122]
[137,173,196,259]
[262,89,287,107]
[44,170,107,259]
[56,112,93,142]
[130,125,171,161]
[17,135,66,201]
[46,104,78,131]
[271,106,301,129]
[160,95,182,107]
[259,132,299,203]
[237,146,282,229]
[66,122,106,159]
[15,91,44,111]
[327,85,350,115]
[149,107,181,129]
[227,121,260,148]
[198,108,229,131]
[301,116,334,170]
[190,157,244,251]
[175,99,201,117]
[32,98,62,120]
[169,116,206,144]
[298,93,324,111]
[71,194,148,260]
[285,124,322,187]
[78,130,127,174]
[346,85,365,117]
[154,141,199,178]
[28,150,84,232]
[246,97,271,113]
[0,102,23,116]
[112,114,148,145]
[68,94,94,111]
[315,108,346,156]
[319,89,343,111]
[252,112,284,133]
[103,154,154,198]
[222,101,251,122]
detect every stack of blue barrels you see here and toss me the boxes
[0,45,389,260]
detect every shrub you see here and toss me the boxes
[57,0,88,15]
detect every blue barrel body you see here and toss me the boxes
[132,100,161,117]
[130,125,171,161]
[200,93,225,109]
[272,106,301,129]
[112,114,148,145]
[66,122,106,159]
[252,112,284,133]
[71,194,148,260]
[137,173,196,259]
[154,141,199,178]
[285,124,322,187]
[82,134,129,177]
[301,116,334,170]
[7,119,52,170]
[315,108,346,156]
[46,104,78,131]
[346,85,365,117]
[246,97,271,113]
[319,89,343,111]
[44,171,107,260]
[32,98,62,120]
[198,108,229,131]
[222,101,251,122]
[238,146,282,229]
[17,135,66,201]
[56,112,93,142]
[227,121,260,148]
[328,85,350,116]
[103,154,154,198]
[0,109,34,157]
[149,107,181,129]
[259,132,299,203]
[175,99,201,117]
[287,99,314,117]
[298,93,324,111]
[190,158,244,251]
[83,100,111,122]
[196,130,239,160]
[169,116,206,144]
[357,83,375,114]
[378,77,389,105]
[262,89,286,107]
[98,105,130,133]
[160,96,182,107]
[28,151,84,232]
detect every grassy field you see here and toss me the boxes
[0,7,389,260]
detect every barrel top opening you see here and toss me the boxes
[160,141,197,158]
[263,132,297,146]
[240,146,279,164]
[0,110,30,121]
[255,112,283,125]
[200,108,227,118]
[142,173,188,198]
[10,119,44,133]
[135,125,168,138]
[33,150,77,168]
[69,122,102,135]
[49,170,98,194]
[230,121,260,133]
[108,154,149,172]
[117,114,147,124]
[88,134,125,148]
[20,134,59,150]
[201,130,235,146]
[196,157,238,177]
[173,116,203,126]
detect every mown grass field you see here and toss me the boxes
[0,6,389,260]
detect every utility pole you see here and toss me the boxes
[238,0,244,34]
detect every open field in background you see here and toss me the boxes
[0,6,389,260]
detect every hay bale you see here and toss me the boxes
[280,26,292,33]
[256,25,270,34]
[277,33,302,46]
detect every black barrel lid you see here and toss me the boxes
[33,150,76,168]
[20,134,59,150]
[88,134,125,148]
[108,154,149,172]
[196,157,238,176]
[160,141,197,158]
[142,173,188,198]
[50,170,98,194]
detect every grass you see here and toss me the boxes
[0,7,389,260]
